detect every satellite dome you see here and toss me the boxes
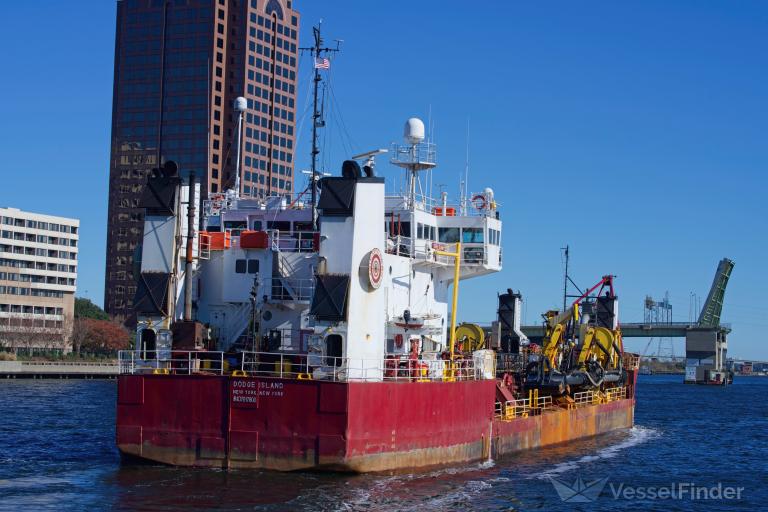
[234,97,248,112]
[404,118,425,144]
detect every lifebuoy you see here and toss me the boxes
[395,334,404,349]
[471,194,487,211]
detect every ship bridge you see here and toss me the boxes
[379,117,502,279]
[384,195,502,278]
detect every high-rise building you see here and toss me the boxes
[0,207,79,353]
[105,0,301,323]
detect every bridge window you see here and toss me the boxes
[248,260,259,274]
[488,228,500,245]
[463,228,484,244]
[438,227,460,243]
[267,221,290,232]
[417,224,436,240]
[293,221,313,233]
[391,221,410,237]
[224,220,246,237]
[235,259,247,273]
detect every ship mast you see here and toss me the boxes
[300,23,340,230]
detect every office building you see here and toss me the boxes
[0,207,79,353]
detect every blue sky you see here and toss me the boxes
[0,1,765,358]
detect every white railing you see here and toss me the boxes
[266,277,314,302]
[117,350,486,383]
[270,230,317,253]
[385,237,488,266]
[385,194,501,218]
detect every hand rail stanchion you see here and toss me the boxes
[220,352,224,376]
[188,351,192,375]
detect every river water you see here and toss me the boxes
[0,375,765,511]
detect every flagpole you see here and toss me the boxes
[301,23,340,230]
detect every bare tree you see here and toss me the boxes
[69,316,91,357]
[0,314,68,356]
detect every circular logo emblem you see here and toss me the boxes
[368,248,383,289]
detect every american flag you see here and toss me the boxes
[314,57,330,69]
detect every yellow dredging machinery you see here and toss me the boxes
[525,275,626,395]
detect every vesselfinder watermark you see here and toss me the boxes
[549,475,745,503]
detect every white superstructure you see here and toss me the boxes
[132,119,503,382]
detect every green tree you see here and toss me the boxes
[74,297,109,320]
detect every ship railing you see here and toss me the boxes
[572,386,628,406]
[385,194,501,218]
[265,277,315,302]
[623,353,641,370]
[240,353,482,382]
[269,230,317,253]
[536,395,554,410]
[495,395,557,420]
[117,350,486,382]
[573,390,598,406]
[118,350,227,376]
[387,237,489,267]
[495,399,529,419]
[496,353,527,374]
[385,235,414,257]
[605,386,627,402]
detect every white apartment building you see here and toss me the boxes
[0,207,79,353]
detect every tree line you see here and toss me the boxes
[70,298,130,356]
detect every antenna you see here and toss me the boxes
[351,149,389,174]
[461,117,470,215]
[390,118,436,210]
[231,96,248,198]
[300,22,341,230]
[562,245,569,311]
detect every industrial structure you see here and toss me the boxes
[0,207,79,354]
[105,0,301,325]
[642,292,676,360]
[685,258,734,385]
[521,258,735,385]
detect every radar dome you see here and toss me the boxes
[404,118,425,144]
[234,97,248,112]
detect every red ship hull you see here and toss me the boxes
[116,373,636,472]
